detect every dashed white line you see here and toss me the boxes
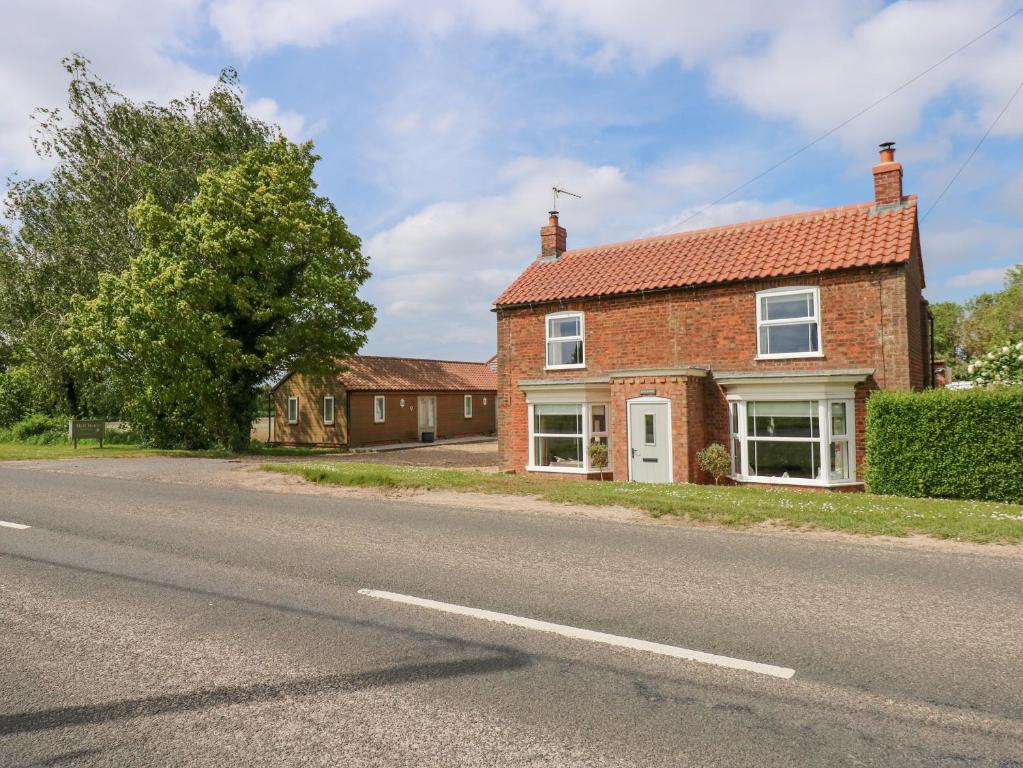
[0,520,30,530]
[358,588,795,680]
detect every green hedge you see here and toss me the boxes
[866,387,1023,503]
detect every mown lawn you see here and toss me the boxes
[263,462,1023,544]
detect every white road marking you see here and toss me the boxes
[0,520,30,530]
[358,588,795,680]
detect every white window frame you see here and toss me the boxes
[755,286,823,359]
[545,311,585,370]
[728,397,856,487]
[373,395,386,423]
[464,394,473,418]
[527,401,611,474]
[287,396,298,425]
[323,395,335,425]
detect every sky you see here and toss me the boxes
[2,0,1022,362]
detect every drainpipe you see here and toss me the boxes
[928,309,936,388]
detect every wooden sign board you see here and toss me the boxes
[69,419,105,448]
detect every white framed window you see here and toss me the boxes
[287,396,299,424]
[728,398,855,486]
[463,394,473,418]
[373,395,386,423]
[528,402,610,473]
[323,395,335,425]
[545,311,585,369]
[755,287,822,358]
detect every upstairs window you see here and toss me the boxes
[756,287,822,358]
[546,312,584,369]
[373,395,386,423]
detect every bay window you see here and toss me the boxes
[756,287,821,358]
[529,401,611,473]
[729,398,855,486]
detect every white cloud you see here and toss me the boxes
[945,265,1011,289]
[0,0,212,175]
[361,153,803,358]
[207,0,1023,150]
[247,97,325,140]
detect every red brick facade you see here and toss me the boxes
[497,262,928,486]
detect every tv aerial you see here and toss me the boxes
[552,186,582,211]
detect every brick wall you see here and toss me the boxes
[497,265,917,474]
[348,391,496,446]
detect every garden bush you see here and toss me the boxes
[866,386,1023,503]
[4,413,69,444]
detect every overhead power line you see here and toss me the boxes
[922,74,1023,221]
[675,5,1023,229]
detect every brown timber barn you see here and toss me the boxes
[271,356,497,448]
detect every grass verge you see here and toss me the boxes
[0,440,342,461]
[262,462,1023,544]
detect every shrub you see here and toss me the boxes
[0,366,36,428]
[866,387,1023,503]
[967,339,1023,387]
[697,442,731,485]
[588,439,609,470]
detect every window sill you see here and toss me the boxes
[324,422,335,426]
[545,364,586,371]
[731,474,861,488]
[754,353,825,361]
[527,464,596,474]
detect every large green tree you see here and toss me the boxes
[66,139,375,450]
[1,55,275,415]
[961,265,1023,360]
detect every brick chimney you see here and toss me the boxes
[872,141,903,205]
[539,211,567,261]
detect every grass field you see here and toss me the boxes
[263,462,1023,544]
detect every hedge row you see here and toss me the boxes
[866,386,1023,503]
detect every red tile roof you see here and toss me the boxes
[337,356,497,391]
[494,197,918,307]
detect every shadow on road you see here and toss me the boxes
[0,653,529,736]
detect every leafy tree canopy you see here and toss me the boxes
[2,55,276,415]
[66,139,375,450]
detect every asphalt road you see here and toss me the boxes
[0,459,1021,767]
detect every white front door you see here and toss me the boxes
[417,396,437,436]
[628,400,672,483]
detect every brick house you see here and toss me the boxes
[272,356,497,447]
[493,145,930,489]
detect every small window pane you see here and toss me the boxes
[464,395,472,417]
[830,440,850,481]
[747,401,819,438]
[731,437,741,474]
[644,413,655,445]
[591,405,607,434]
[547,339,583,366]
[534,436,583,467]
[763,293,812,321]
[323,397,334,424]
[831,402,848,436]
[287,397,298,423]
[729,402,738,435]
[749,440,820,480]
[374,396,385,422]
[761,322,819,355]
[534,404,582,434]
[548,316,580,338]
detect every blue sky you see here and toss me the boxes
[3,1,1022,361]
